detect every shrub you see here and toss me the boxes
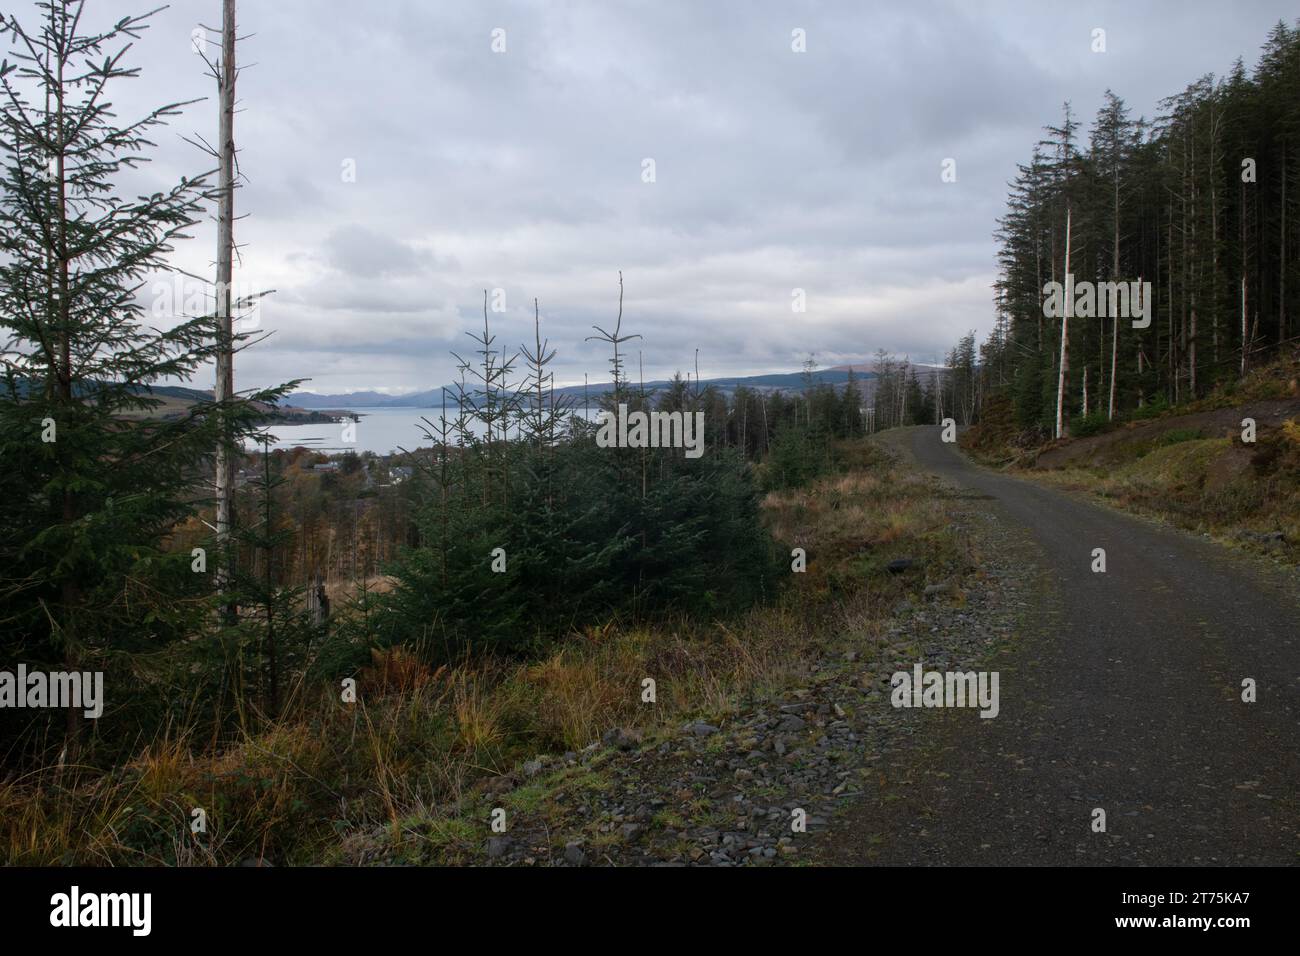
[383,440,782,664]
[1157,428,1204,447]
[1070,410,1111,438]
[1128,394,1171,421]
[760,424,834,491]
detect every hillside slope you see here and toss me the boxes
[961,364,1300,564]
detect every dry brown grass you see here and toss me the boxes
[1030,422,1300,562]
[1,436,966,866]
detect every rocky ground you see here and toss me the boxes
[364,466,1033,867]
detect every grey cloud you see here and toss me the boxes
[85,0,1299,394]
[316,225,439,278]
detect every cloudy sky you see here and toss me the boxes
[63,0,1300,394]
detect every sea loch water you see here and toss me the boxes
[254,406,599,456]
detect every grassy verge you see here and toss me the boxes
[959,360,1300,565]
[1026,426,1300,564]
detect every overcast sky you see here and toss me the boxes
[67,0,1300,394]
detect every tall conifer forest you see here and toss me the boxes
[951,22,1300,436]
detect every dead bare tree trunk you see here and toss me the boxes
[1241,175,1249,376]
[1108,315,1119,420]
[1108,156,1121,421]
[1280,146,1288,346]
[1055,207,1072,439]
[1210,102,1222,368]
[1241,275,1249,375]
[213,0,238,622]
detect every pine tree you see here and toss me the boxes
[0,1,290,758]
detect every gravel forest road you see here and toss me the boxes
[825,426,1300,865]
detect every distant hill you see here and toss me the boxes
[125,385,339,422]
[9,380,214,403]
[287,366,916,409]
[7,380,343,424]
[281,389,414,408]
[132,384,213,402]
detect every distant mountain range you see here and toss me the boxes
[27,382,343,423]
[286,364,944,409]
[14,364,945,419]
